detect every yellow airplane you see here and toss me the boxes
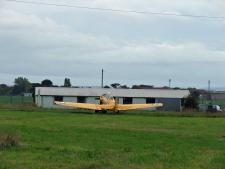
[55,94,163,113]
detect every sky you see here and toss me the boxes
[0,0,225,88]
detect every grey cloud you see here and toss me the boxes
[0,1,225,87]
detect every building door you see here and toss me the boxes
[54,96,63,102]
[146,98,156,104]
[123,97,133,104]
[77,96,86,103]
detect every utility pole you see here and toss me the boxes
[169,79,172,88]
[208,80,211,92]
[208,80,212,103]
[101,69,104,88]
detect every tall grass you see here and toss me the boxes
[0,133,21,149]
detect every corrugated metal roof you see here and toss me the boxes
[35,87,190,99]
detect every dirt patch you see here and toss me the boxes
[0,132,21,149]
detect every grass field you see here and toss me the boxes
[0,110,225,169]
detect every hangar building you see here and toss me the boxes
[35,87,189,111]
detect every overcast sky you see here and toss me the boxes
[0,0,225,88]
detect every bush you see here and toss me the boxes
[0,133,21,149]
[185,96,198,109]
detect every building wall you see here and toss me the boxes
[132,98,182,111]
[118,98,123,104]
[42,96,66,109]
[157,98,181,111]
[63,97,77,102]
[133,98,145,104]
[43,96,54,108]
[36,96,182,111]
[36,96,77,109]
[133,98,157,110]
[86,97,99,104]
[35,96,41,107]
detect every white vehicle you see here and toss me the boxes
[212,105,222,112]
[208,105,222,112]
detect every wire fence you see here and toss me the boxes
[0,96,34,105]
[199,99,225,109]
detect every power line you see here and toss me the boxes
[5,0,225,20]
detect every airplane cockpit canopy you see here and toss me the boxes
[102,93,113,99]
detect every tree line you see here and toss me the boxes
[105,83,180,89]
[1,77,182,96]
[0,77,71,96]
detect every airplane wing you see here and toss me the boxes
[54,101,114,110]
[116,103,163,111]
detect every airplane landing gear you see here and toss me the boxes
[95,110,107,114]
[114,110,120,114]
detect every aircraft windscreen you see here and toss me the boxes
[102,94,113,99]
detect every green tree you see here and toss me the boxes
[120,85,129,89]
[64,78,71,87]
[31,83,41,102]
[13,77,31,95]
[0,84,12,95]
[111,83,120,89]
[185,88,200,109]
[185,96,198,109]
[132,85,154,89]
[41,79,53,87]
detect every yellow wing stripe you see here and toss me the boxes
[55,101,114,110]
[116,103,163,111]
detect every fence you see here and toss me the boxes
[199,99,225,109]
[0,96,33,105]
